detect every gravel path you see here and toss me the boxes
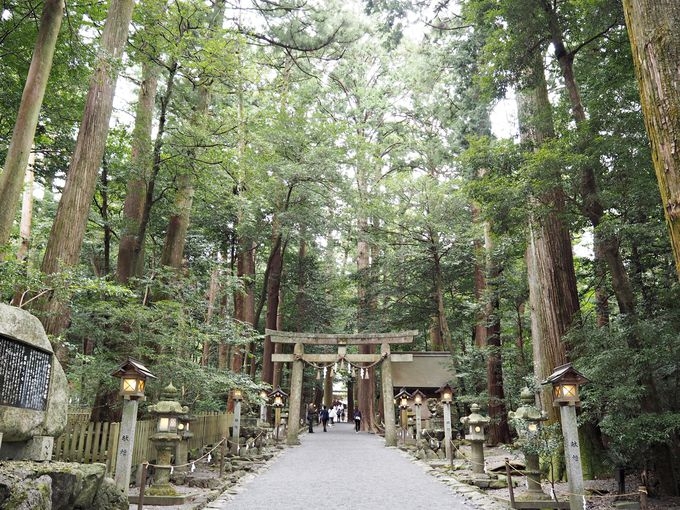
[206,422,483,510]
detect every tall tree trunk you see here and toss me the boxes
[202,265,221,367]
[0,0,63,250]
[483,215,511,445]
[160,170,195,268]
[10,154,35,307]
[39,0,135,336]
[99,158,111,276]
[518,52,579,418]
[116,60,159,283]
[17,153,35,264]
[262,232,284,385]
[542,0,636,318]
[430,231,453,352]
[136,61,178,275]
[472,203,487,348]
[357,217,375,432]
[622,0,680,281]
[232,239,255,374]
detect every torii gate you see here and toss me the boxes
[266,329,417,447]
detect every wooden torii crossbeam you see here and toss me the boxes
[266,329,418,446]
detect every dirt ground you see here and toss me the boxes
[449,444,680,510]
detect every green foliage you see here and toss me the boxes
[569,318,680,468]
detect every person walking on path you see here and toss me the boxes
[306,403,317,433]
[320,405,330,432]
[353,407,362,432]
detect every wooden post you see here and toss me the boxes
[380,343,397,447]
[137,462,147,510]
[639,486,648,510]
[286,342,304,445]
[219,439,225,477]
[505,459,516,507]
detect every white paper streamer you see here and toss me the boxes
[170,466,174,474]
[207,453,212,463]
[191,462,196,473]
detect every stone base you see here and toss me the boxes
[128,493,194,506]
[0,435,53,460]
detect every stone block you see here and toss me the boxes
[1,435,54,461]
[0,304,68,459]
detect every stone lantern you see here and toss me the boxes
[508,388,548,497]
[147,382,188,494]
[461,403,490,475]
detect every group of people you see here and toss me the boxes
[306,403,362,433]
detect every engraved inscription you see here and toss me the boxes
[0,335,52,411]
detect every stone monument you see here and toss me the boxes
[0,303,68,460]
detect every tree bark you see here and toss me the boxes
[39,0,135,336]
[17,153,35,264]
[472,202,487,348]
[0,0,64,250]
[357,217,375,432]
[262,232,284,385]
[117,60,158,283]
[542,0,637,318]
[430,230,453,352]
[518,52,579,417]
[202,265,221,367]
[622,0,680,280]
[483,213,511,445]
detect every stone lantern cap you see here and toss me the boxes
[508,388,548,422]
[461,403,490,427]
[148,383,189,416]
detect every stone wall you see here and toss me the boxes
[0,304,68,460]
[0,461,128,510]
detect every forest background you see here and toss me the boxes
[2,0,680,497]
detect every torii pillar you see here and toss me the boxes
[380,342,397,446]
[287,342,305,445]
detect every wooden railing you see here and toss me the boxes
[53,412,232,476]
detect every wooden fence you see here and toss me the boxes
[53,412,232,476]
